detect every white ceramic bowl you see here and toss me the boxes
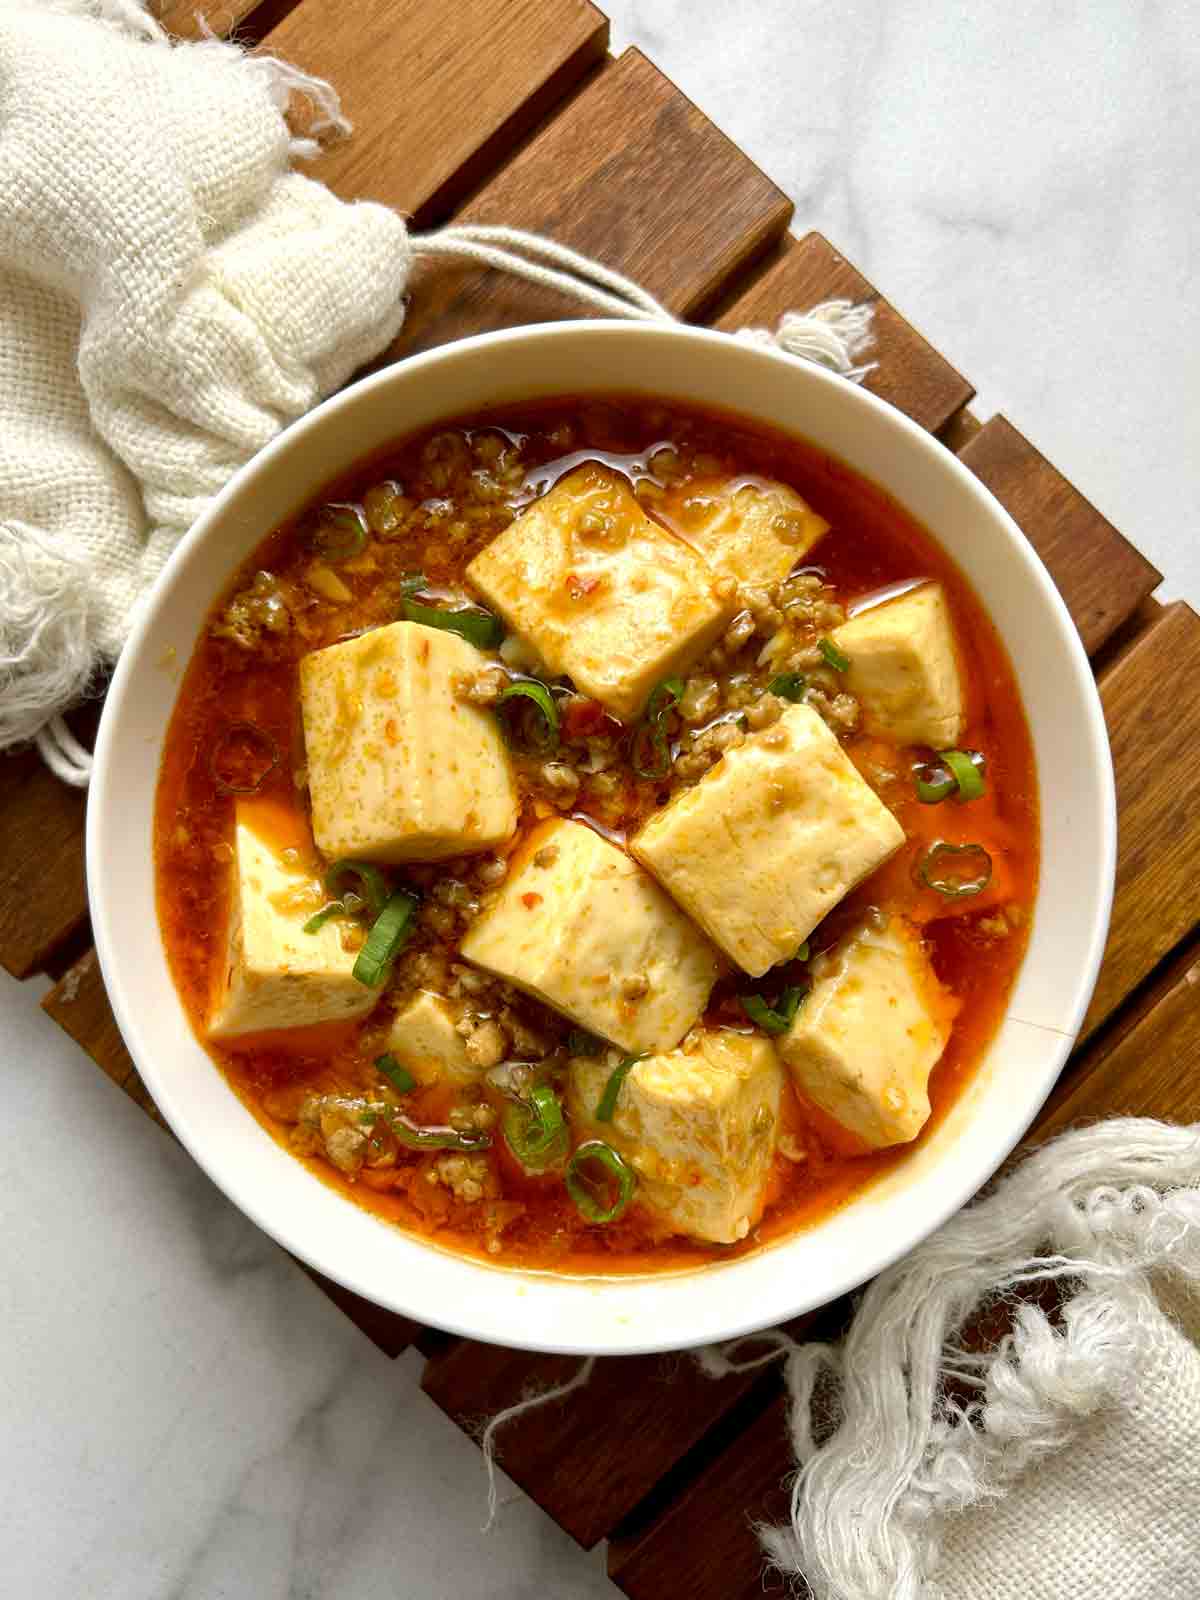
[88,321,1115,1355]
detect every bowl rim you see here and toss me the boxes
[87,319,1117,1354]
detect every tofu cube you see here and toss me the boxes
[466,464,733,721]
[299,621,518,863]
[208,808,379,1039]
[459,818,719,1054]
[632,703,904,977]
[568,1031,784,1244]
[385,990,478,1086]
[668,476,828,588]
[831,582,965,748]
[778,920,958,1147]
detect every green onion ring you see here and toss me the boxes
[389,1112,491,1153]
[352,889,420,987]
[630,675,684,779]
[595,1052,644,1122]
[565,1140,637,1224]
[503,1084,567,1170]
[795,940,811,962]
[374,1052,416,1095]
[916,841,993,899]
[324,859,390,917]
[401,592,504,649]
[305,503,368,563]
[818,637,851,673]
[302,899,347,935]
[497,679,560,753]
[740,986,807,1035]
[942,749,987,803]
[914,762,957,805]
[768,672,808,702]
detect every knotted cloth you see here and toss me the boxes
[0,0,872,784]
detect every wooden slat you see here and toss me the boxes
[42,949,168,1129]
[261,0,609,226]
[0,750,90,981]
[608,1392,791,1600]
[957,416,1160,657]
[153,0,263,38]
[1034,942,1200,1142]
[393,48,793,355]
[715,232,974,435]
[420,1337,785,1549]
[1082,602,1200,1037]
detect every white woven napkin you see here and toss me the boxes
[699,1119,1200,1600]
[0,0,411,770]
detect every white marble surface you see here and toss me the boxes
[2,5,1196,1597]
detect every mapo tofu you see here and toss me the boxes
[156,396,1037,1271]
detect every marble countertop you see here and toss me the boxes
[3,4,1196,1595]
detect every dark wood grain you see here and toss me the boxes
[715,231,974,435]
[420,1337,788,1549]
[42,948,168,1129]
[1034,940,1200,1143]
[391,48,793,356]
[0,732,93,980]
[608,1392,793,1600]
[1081,602,1200,1037]
[260,0,609,226]
[957,416,1161,657]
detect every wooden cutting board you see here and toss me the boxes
[7,3,1198,1593]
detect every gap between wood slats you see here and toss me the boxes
[956,416,1160,657]
[258,0,609,227]
[714,231,974,436]
[388,47,793,358]
[1082,601,1200,1037]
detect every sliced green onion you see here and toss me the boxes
[917,841,993,899]
[303,899,347,935]
[503,1084,567,1170]
[324,859,390,917]
[914,762,957,805]
[740,986,807,1036]
[388,1112,491,1153]
[818,637,851,673]
[305,503,367,562]
[497,679,559,753]
[914,750,986,805]
[795,940,811,962]
[595,1053,643,1123]
[565,1140,636,1224]
[631,675,684,779]
[943,749,986,802]
[402,591,504,649]
[768,673,808,702]
[375,1052,416,1095]
[352,889,420,987]
[566,1029,602,1056]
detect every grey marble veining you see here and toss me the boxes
[2,5,1197,1597]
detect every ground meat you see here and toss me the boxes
[455,665,508,706]
[538,761,581,804]
[212,570,293,649]
[673,717,746,781]
[743,693,783,730]
[431,1152,498,1204]
[458,1017,509,1068]
[679,674,721,723]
